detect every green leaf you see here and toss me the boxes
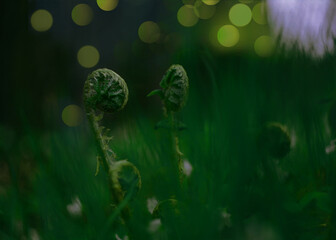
[147,89,163,98]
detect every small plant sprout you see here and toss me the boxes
[148,64,189,113]
[83,68,141,224]
[148,64,189,181]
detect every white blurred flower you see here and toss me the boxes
[29,229,40,240]
[245,218,281,240]
[221,209,232,227]
[147,197,158,214]
[267,0,336,57]
[115,234,129,240]
[326,139,336,154]
[66,196,82,217]
[183,160,193,177]
[148,218,162,233]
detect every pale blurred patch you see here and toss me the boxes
[267,0,336,57]
[147,197,158,214]
[148,218,162,233]
[66,196,82,217]
[29,229,40,240]
[183,160,193,176]
[245,218,282,240]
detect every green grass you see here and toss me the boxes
[2,51,336,240]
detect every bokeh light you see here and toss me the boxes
[138,21,160,43]
[183,0,196,4]
[97,0,118,11]
[254,35,274,57]
[194,0,216,19]
[62,105,83,127]
[252,3,267,25]
[31,9,53,32]
[229,3,252,27]
[71,4,93,26]
[217,25,239,47]
[177,5,199,27]
[202,0,220,5]
[77,46,100,68]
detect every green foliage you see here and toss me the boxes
[4,54,336,240]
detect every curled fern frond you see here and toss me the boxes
[161,65,189,112]
[84,68,129,113]
[148,64,189,113]
[110,160,141,202]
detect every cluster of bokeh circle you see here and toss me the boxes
[30,0,120,127]
[30,0,273,127]
[177,0,274,57]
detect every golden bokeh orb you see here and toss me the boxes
[202,0,220,5]
[62,105,83,127]
[31,9,53,32]
[194,0,216,20]
[183,0,196,4]
[254,35,274,57]
[177,5,199,27]
[72,4,93,26]
[217,25,240,47]
[97,0,118,11]
[229,3,252,27]
[138,21,160,43]
[252,3,267,25]
[77,46,100,68]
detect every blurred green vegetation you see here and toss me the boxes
[2,0,336,239]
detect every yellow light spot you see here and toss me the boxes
[254,35,274,57]
[252,3,267,25]
[177,5,199,27]
[62,105,83,127]
[202,0,220,5]
[138,21,160,43]
[183,0,196,4]
[238,0,253,3]
[229,3,252,27]
[97,0,118,11]
[77,46,100,68]
[71,4,93,26]
[31,9,53,32]
[194,0,216,19]
[217,25,239,47]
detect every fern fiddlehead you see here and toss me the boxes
[148,64,189,182]
[83,68,141,225]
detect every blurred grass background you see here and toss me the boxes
[2,0,336,239]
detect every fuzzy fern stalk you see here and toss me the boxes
[148,64,189,182]
[83,68,141,228]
